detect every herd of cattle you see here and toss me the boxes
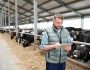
[10,28,44,47]
[0,27,90,63]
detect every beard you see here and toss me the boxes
[53,25,62,30]
[57,26,61,30]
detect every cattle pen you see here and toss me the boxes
[0,0,90,70]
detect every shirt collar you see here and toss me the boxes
[52,25,62,32]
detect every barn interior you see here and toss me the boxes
[0,0,90,70]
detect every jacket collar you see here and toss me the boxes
[52,25,63,32]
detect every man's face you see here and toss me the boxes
[53,17,63,30]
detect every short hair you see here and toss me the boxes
[53,13,64,21]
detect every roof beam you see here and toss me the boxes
[55,0,82,16]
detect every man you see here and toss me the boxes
[40,14,72,70]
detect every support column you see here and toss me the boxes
[8,0,10,33]
[1,6,3,29]
[1,7,4,29]
[5,3,6,31]
[15,0,18,36]
[81,15,84,29]
[2,8,4,30]
[3,1,7,31]
[0,5,2,28]
[33,0,38,43]
[4,3,7,31]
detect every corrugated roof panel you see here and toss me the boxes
[62,0,76,3]
[11,5,15,10]
[10,0,14,3]
[37,8,42,12]
[69,0,90,9]
[19,9,25,13]
[0,1,2,4]
[31,8,42,13]
[10,10,14,13]
[41,1,60,10]
[49,7,69,13]
[18,0,26,6]
[38,18,44,21]
[39,12,49,16]
[78,8,90,14]
[21,18,25,21]
[20,15,26,18]
[37,0,48,5]
[45,16,53,19]
[24,3,32,10]
[11,14,14,18]
[25,17,29,20]
[25,12,31,16]
[5,2,12,7]
[62,12,76,17]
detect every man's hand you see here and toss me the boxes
[41,43,71,51]
[54,43,71,52]
[53,43,61,49]
[64,46,71,52]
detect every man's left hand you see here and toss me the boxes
[64,46,71,52]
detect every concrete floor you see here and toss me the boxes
[0,36,24,70]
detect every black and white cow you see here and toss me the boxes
[0,30,5,34]
[10,32,16,39]
[84,34,90,62]
[22,34,34,47]
[21,29,44,47]
[66,27,90,62]
[69,34,90,62]
[76,32,86,42]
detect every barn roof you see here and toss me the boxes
[0,0,90,24]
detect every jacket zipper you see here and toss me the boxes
[59,30,62,63]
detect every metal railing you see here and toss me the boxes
[72,41,90,46]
